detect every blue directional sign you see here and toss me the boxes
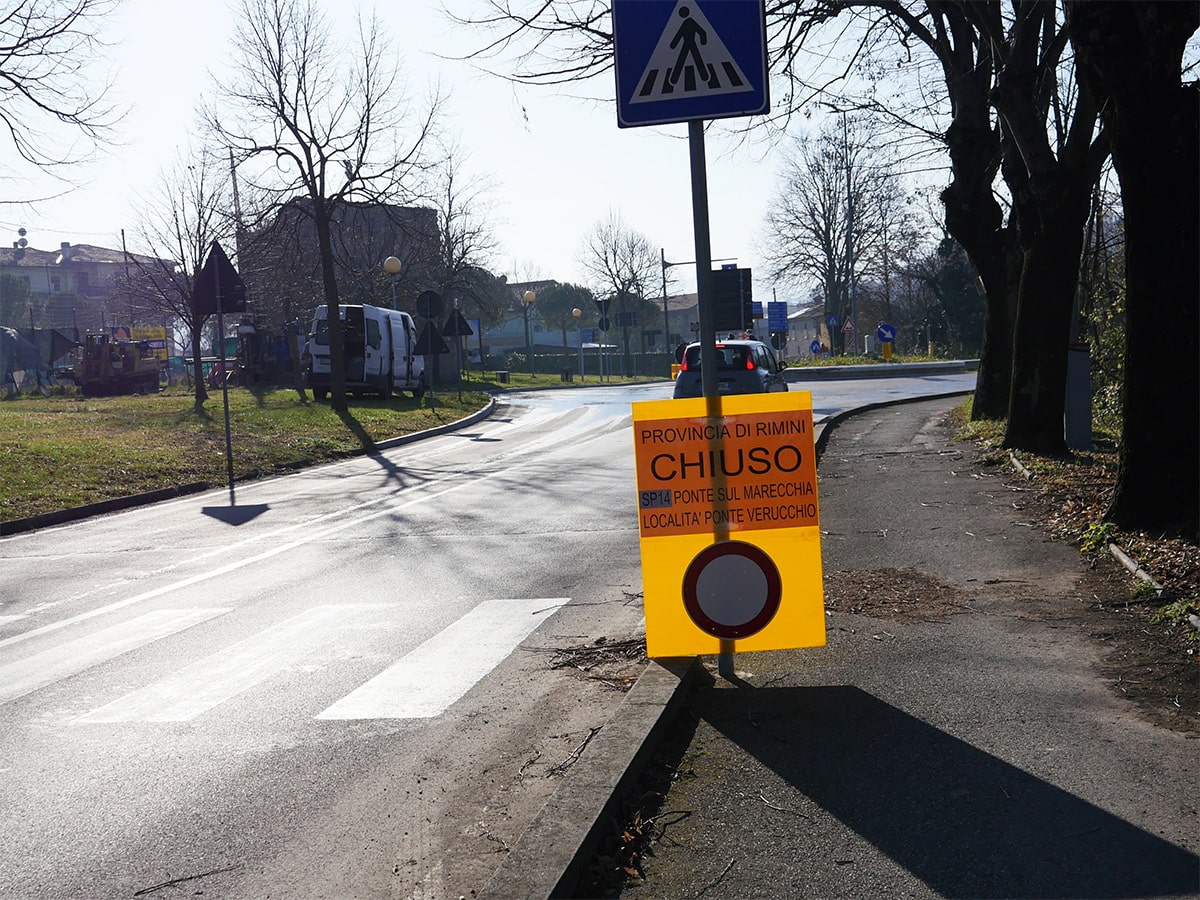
[612,0,770,128]
[810,339,822,355]
[876,321,897,343]
[767,301,788,332]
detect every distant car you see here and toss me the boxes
[672,339,789,399]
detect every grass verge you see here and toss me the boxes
[0,385,491,523]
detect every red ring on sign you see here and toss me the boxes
[681,541,782,640]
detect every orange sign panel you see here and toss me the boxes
[635,405,818,537]
[631,392,826,658]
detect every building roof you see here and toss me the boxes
[664,292,698,312]
[0,242,160,268]
[790,302,824,321]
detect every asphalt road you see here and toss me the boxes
[1,384,656,898]
[0,373,977,898]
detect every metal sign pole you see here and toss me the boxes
[217,303,235,505]
[688,119,734,678]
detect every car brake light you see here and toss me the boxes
[680,356,690,372]
[746,356,755,371]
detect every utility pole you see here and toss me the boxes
[842,111,857,355]
[661,248,670,355]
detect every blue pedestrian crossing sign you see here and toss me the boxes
[613,0,769,128]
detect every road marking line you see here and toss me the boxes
[316,598,569,720]
[0,608,228,706]
[78,606,380,723]
[0,471,506,651]
[2,410,612,653]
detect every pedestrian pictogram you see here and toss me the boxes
[632,3,753,104]
[613,0,769,128]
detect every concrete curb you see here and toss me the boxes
[813,389,975,462]
[1108,543,1164,595]
[0,482,212,537]
[372,396,495,450]
[480,657,700,900]
[0,398,497,537]
[786,359,978,383]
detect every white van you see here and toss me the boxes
[307,303,426,400]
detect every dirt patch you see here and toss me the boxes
[824,567,971,622]
[1086,591,1199,734]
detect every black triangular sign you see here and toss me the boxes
[194,241,247,318]
[441,310,474,337]
[414,320,450,355]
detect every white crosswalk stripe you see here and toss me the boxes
[79,605,376,723]
[5,599,568,723]
[317,597,569,720]
[0,608,229,706]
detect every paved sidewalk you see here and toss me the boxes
[611,397,1199,900]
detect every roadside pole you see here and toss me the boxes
[687,119,734,675]
[614,0,771,680]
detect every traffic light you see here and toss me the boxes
[711,268,752,332]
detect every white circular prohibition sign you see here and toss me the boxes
[682,541,782,640]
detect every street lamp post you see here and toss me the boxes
[572,307,583,381]
[523,290,536,377]
[383,256,401,309]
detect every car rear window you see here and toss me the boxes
[683,345,753,371]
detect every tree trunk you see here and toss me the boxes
[934,25,1019,420]
[190,323,208,405]
[942,173,1020,420]
[1003,176,1092,454]
[286,322,307,401]
[314,207,346,412]
[1068,1,1200,538]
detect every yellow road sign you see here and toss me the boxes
[632,391,826,657]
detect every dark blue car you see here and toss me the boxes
[673,339,789,399]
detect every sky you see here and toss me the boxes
[3,0,805,302]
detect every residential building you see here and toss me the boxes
[0,241,167,335]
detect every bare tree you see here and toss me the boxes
[205,0,441,411]
[124,146,236,405]
[763,129,847,348]
[763,116,918,354]
[421,138,507,325]
[0,0,121,178]
[580,210,659,374]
